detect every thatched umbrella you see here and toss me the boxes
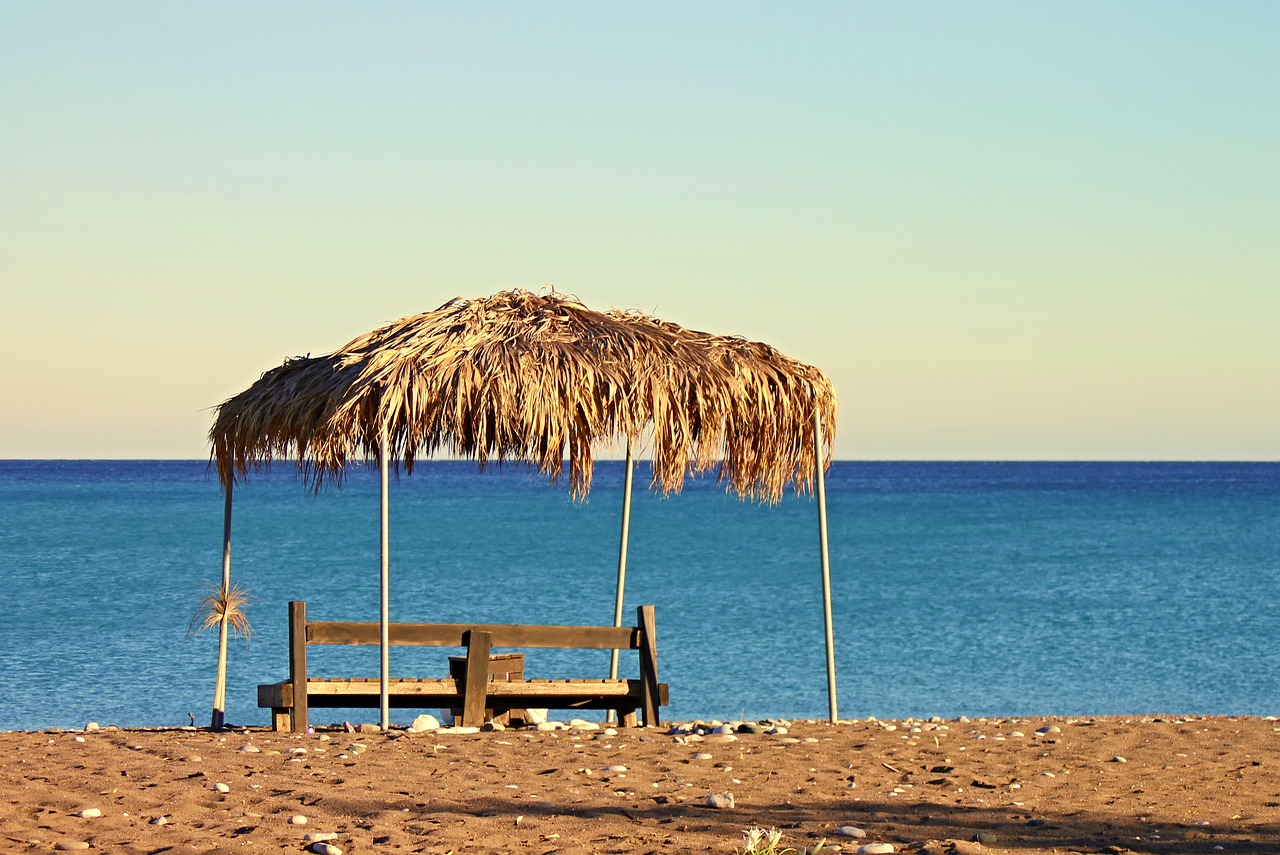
[210,289,838,728]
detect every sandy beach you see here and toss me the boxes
[3,715,1278,854]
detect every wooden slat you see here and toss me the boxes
[485,680,637,697]
[305,679,457,695]
[461,630,491,728]
[289,601,309,733]
[297,678,650,698]
[307,620,638,650]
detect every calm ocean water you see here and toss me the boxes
[0,460,1276,731]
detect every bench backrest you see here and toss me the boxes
[290,601,652,651]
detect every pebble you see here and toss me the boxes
[705,792,735,809]
[408,714,440,732]
[438,726,480,734]
[347,744,367,754]
[857,844,894,854]
[150,816,169,825]
[602,765,628,773]
[973,832,998,844]
[569,719,598,730]
[55,843,90,851]
[1036,725,1061,734]
[289,814,309,825]
[84,722,99,732]
[75,808,102,818]
[946,842,985,855]
[214,782,230,794]
[692,752,714,761]
[305,832,339,842]
[310,844,343,855]
[240,744,261,753]
[835,826,867,838]
[1111,756,1128,763]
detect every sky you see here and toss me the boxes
[2,2,1276,461]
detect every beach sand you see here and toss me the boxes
[2,716,1277,854]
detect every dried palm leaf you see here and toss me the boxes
[190,583,253,641]
[210,289,836,504]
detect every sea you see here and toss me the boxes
[1,460,1277,732]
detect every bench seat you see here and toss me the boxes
[260,677,669,711]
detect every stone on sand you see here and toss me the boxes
[857,844,894,854]
[408,714,440,732]
[705,792,735,809]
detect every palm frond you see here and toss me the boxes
[190,583,253,641]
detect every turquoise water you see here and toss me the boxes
[1,460,1276,731]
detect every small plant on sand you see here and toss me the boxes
[739,828,792,855]
[190,582,253,730]
[739,828,827,855]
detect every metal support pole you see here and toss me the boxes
[211,481,233,730]
[814,410,838,722]
[379,422,391,731]
[609,441,635,680]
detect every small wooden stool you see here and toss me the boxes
[448,653,527,726]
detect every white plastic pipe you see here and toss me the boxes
[814,410,838,722]
[609,441,635,680]
[379,422,391,731]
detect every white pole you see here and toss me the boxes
[212,481,233,730]
[379,421,391,731]
[609,440,635,681]
[814,409,838,722]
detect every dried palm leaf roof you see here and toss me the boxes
[210,289,836,503]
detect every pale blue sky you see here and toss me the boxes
[2,2,1276,459]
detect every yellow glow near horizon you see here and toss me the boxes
[2,3,1276,460]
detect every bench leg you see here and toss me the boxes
[272,708,290,732]
[618,707,638,728]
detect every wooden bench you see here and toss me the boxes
[257,600,668,732]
